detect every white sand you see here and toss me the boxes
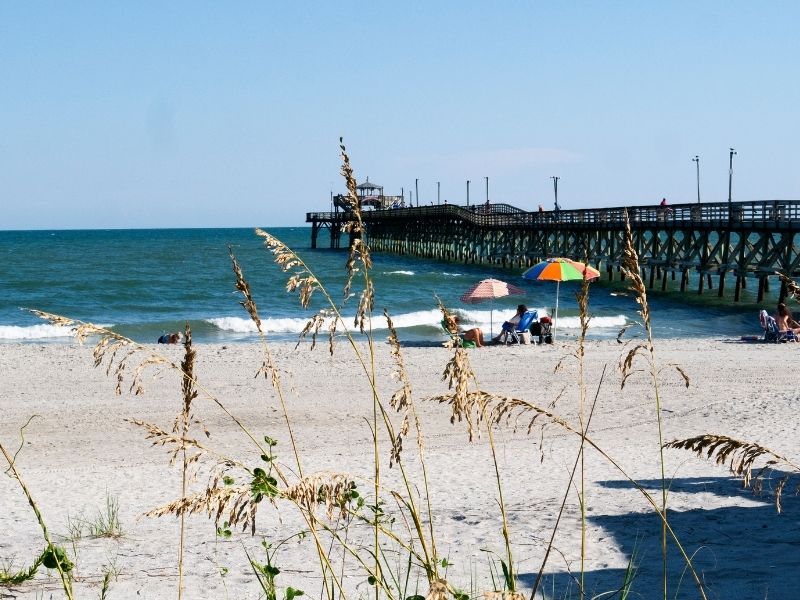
[1,337,797,599]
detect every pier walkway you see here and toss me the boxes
[306,199,800,302]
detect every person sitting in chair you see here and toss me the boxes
[775,303,800,336]
[493,304,528,344]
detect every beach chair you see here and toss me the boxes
[760,309,798,343]
[441,318,477,349]
[506,310,538,344]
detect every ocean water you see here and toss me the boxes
[0,227,762,344]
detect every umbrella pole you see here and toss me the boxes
[554,280,560,339]
[490,299,494,339]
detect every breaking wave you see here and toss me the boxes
[0,324,81,340]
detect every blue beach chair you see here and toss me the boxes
[506,310,539,344]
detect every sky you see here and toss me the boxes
[2,1,799,229]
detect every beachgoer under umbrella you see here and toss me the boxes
[493,304,528,344]
[444,315,485,347]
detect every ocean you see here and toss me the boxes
[0,227,763,344]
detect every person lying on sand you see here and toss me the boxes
[157,332,182,344]
[443,315,485,347]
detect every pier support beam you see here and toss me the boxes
[307,203,800,309]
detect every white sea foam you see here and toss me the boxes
[442,272,464,277]
[379,309,444,329]
[206,317,309,334]
[0,324,78,340]
[556,315,627,329]
[206,311,627,335]
[383,270,415,276]
[209,311,445,334]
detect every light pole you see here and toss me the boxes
[727,148,736,203]
[437,181,440,205]
[415,178,419,207]
[550,176,560,211]
[692,156,700,203]
[485,176,489,204]
[466,180,470,206]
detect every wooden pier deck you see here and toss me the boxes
[306,199,800,302]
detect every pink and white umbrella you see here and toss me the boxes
[460,278,526,337]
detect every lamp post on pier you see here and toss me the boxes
[692,156,700,203]
[727,148,736,203]
[485,176,489,204]
[437,181,440,205]
[466,180,470,206]
[550,176,560,211]
[415,178,419,207]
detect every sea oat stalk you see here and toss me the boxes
[576,261,591,598]
[530,366,607,600]
[665,434,800,513]
[177,323,197,600]
[619,210,670,600]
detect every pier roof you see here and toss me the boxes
[357,180,382,190]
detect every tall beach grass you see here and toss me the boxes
[6,142,793,600]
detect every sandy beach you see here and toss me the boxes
[1,336,797,599]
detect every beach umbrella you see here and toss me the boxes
[460,278,526,337]
[521,258,600,338]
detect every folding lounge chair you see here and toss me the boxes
[441,318,477,348]
[506,310,538,344]
[760,309,798,343]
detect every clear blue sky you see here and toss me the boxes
[2,1,798,229]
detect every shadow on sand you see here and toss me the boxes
[520,473,798,600]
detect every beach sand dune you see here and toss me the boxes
[1,339,797,599]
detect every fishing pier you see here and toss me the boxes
[306,199,800,302]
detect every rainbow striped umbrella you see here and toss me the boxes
[522,258,600,337]
[460,278,526,337]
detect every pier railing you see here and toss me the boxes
[307,199,800,229]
